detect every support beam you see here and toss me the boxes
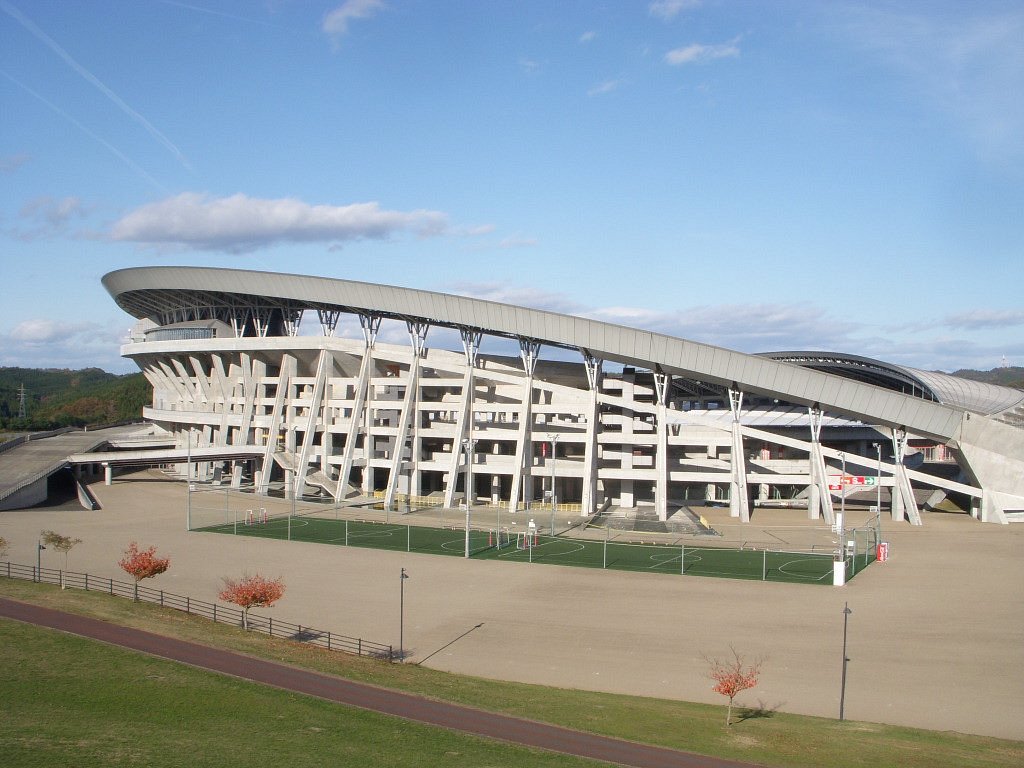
[654,371,670,521]
[807,407,837,525]
[295,349,332,498]
[384,323,428,509]
[891,428,922,525]
[728,389,750,522]
[509,340,541,515]
[336,349,374,500]
[257,354,295,495]
[581,351,602,516]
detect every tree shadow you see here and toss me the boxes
[735,699,784,722]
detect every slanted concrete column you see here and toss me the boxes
[728,389,750,522]
[653,371,670,521]
[581,351,602,516]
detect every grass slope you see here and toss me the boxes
[0,620,594,768]
[1,579,1021,768]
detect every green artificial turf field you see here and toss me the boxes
[198,514,875,584]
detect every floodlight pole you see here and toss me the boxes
[548,433,560,535]
[462,438,474,558]
[840,601,852,720]
[399,567,409,662]
[874,442,882,535]
[185,428,192,531]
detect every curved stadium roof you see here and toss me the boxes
[763,352,1024,418]
[104,266,980,442]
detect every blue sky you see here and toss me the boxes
[1,0,1021,374]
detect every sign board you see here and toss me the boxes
[829,475,878,490]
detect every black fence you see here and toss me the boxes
[0,561,393,661]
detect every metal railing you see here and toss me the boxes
[0,561,394,661]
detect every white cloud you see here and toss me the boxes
[665,39,740,65]
[649,0,700,21]
[943,309,1024,330]
[0,152,30,174]
[1,319,133,372]
[449,283,585,316]
[579,31,597,44]
[587,78,627,96]
[10,195,88,240]
[322,0,384,45]
[9,318,98,343]
[109,192,449,253]
[836,5,1024,165]
[520,58,543,75]
[20,196,85,227]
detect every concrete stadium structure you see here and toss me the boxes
[99,266,1024,526]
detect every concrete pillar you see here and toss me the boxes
[104,463,112,486]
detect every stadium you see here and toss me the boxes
[94,266,1024,531]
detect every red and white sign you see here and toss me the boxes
[876,542,889,562]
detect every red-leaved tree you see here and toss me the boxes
[218,574,285,630]
[705,647,765,726]
[118,542,171,601]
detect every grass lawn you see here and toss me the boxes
[0,619,595,768]
[197,515,871,584]
[2,579,1021,768]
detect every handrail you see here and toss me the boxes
[0,561,394,660]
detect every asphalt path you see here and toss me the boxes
[0,597,760,768]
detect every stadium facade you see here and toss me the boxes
[102,267,1024,525]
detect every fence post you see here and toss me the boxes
[213,604,217,623]
[109,577,113,595]
[327,631,331,651]
[269,617,272,636]
[358,638,361,656]
[681,543,685,576]
[85,573,89,591]
[186,596,190,614]
[407,524,410,552]
[160,590,164,607]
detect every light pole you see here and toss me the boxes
[399,567,409,661]
[874,442,882,536]
[36,539,45,582]
[462,438,474,558]
[185,428,193,531]
[840,602,852,720]
[547,433,560,535]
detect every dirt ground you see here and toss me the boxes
[2,469,1021,741]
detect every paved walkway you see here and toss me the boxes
[0,596,757,768]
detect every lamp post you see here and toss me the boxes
[840,601,852,720]
[462,438,474,558]
[547,434,560,535]
[36,539,45,582]
[874,442,882,535]
[185,428,192,531]
[399,567,409,661]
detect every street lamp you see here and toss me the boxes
[547,433,560,535]
[36,539,46,582]
[399,567,409,662]
[462,438,475,558]
[873,442,882,535]
[840,602,853,720]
